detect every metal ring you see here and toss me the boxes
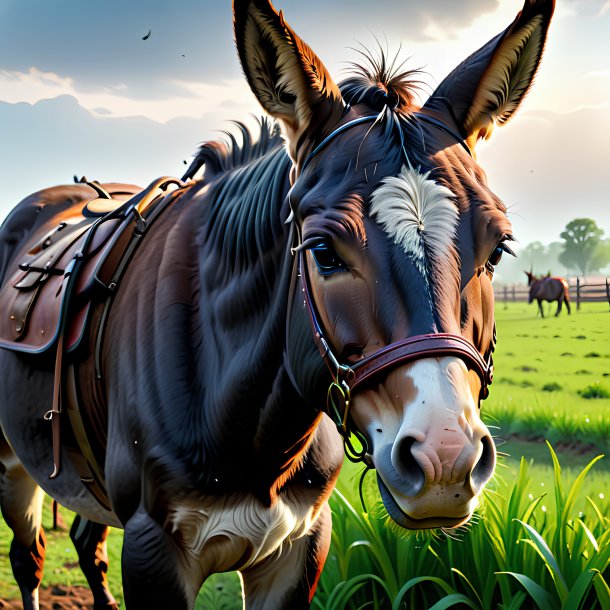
[327,381,349,433]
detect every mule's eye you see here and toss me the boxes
[311,242,348,276]
[488,245,504,267]
[486,238,515,273]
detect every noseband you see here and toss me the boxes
[294,112,494,462]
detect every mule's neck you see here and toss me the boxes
[194,147,326,502]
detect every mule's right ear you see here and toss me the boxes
[233,0,344,165]
[423,0,555,155]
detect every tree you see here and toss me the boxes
[591,238,610,273]
[559,218,606,277]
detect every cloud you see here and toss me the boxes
[0,0,504,105]
[0,67,257,123]
[0,95,271,223]
[2,94,608,251]
[477,105,610,246]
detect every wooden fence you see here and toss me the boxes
[495,278,610,310]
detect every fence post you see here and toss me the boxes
[503,286,508,309]
[576,277,581,311]
[606,278,609,311]
[512,286,516,303]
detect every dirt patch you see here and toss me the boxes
[0,585,97,610]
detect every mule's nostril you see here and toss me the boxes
[471,435,496,489]
[394,436,426,497]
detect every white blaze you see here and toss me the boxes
[369,165,458,280]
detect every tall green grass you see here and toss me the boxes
[314,444,609,609]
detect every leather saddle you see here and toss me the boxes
[0,177,184,354]
[0,176,188,508]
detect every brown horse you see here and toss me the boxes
[0,0,554,608]
[525,271,571,317]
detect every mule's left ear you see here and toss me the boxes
[423,0,555,154]
[233,0,344,165]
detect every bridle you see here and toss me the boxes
[292,111,495,463]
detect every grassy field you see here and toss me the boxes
[484,302,609,452]
[0,302,608,607]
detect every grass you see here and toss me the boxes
[2,446,607,609]
[484,302,610,452]
[1,302,609,607]
[579,383,610,400]
[314,445,609,609]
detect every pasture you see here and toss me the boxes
[485,302,609,453]
[0,303,608,608]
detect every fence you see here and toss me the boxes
[495,278,610,310]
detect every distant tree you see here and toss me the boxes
[591,238,610,273]
[559,218,605,276]
[519,241,546,271]
[510,241,569,281]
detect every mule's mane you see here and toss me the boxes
[201,141,291,278]
[339,47,423,115]
[183,117,283,182]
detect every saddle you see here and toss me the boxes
[0,177,188,508]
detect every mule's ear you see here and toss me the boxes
[233,0,344,164]
[423,0,554,154]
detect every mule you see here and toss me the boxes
[0,0,554,608]
[525,271,571,317]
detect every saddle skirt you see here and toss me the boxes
[0,177,185,354]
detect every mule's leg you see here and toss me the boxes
[241,503,332,610]
[556,297,562,316]
[565,298,571,315]
[121,507,198,610]
[70,515,119,609]
[537,299,544,318]
[0,446,46,610]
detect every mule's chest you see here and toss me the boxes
[166,490,318,574]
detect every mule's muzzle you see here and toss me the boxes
[377,476,471,530]
[373,430,496,530]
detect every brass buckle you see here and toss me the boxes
[326,373,369,463]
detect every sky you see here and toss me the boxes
[0,0,609,251]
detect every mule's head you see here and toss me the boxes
[525,271,540,301]
[234,0,554,529]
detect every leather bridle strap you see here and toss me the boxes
[350,334,492,393]
[299,250,492,392]
[294,111,487,462]
[298,250,494,461]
